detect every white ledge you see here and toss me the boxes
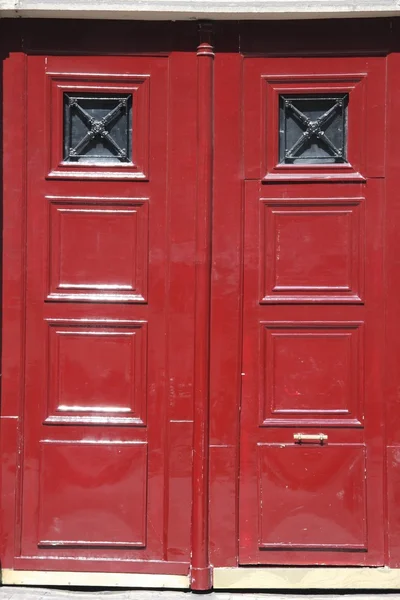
[0,0,400,20]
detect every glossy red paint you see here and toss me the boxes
[1,17,399,590]
[240,55,386,565]
[209,34,242,569]
[385,23,400,567]
[1,32,199,577]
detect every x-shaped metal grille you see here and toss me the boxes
[281,95,347,163]
[65,95,131,162]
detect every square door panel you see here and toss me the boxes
[38,441,147,548]
[258,443,367,551]
[260,198,364,303]
[45,319,147,425]
[47,196,149,302]
[261,322,363,427]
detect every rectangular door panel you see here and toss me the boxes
[37,441,148,549]
[260,197,365,304]
[45,319,147,426]
[258,443,367,551]
[260,321,363,428]
[47,196,149,303]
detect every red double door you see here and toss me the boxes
[1,35,389,583]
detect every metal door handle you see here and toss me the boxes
[293,433,328,444]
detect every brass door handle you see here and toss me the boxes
[293,433,328,444]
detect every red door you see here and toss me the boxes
[239,56,387,565]
[0,23,393,585]
[2,49,198,576]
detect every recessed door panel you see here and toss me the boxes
[258,443,367,550]
[47,196,149,303]
[37,441,148,548]
[260,198,365,303]
[261,321,363,427]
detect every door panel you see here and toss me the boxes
[14,52,197,573]
[239,55,386,566]
[37,440,148,548]
[258,443,367,550]
[260,320,364,428]
[260,197,365,304]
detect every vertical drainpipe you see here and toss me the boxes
[190,20,214,592]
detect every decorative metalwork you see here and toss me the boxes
[64,93,132,164]
[279,94,348,164]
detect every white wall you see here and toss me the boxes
[0,0,399,20]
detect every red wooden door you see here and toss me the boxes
[239,56,387,565]
[1,25,393,584]
[3,50,198,575]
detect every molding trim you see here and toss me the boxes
[1,569,190,588]
[0,1,400,20]
[213,567,400,589]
